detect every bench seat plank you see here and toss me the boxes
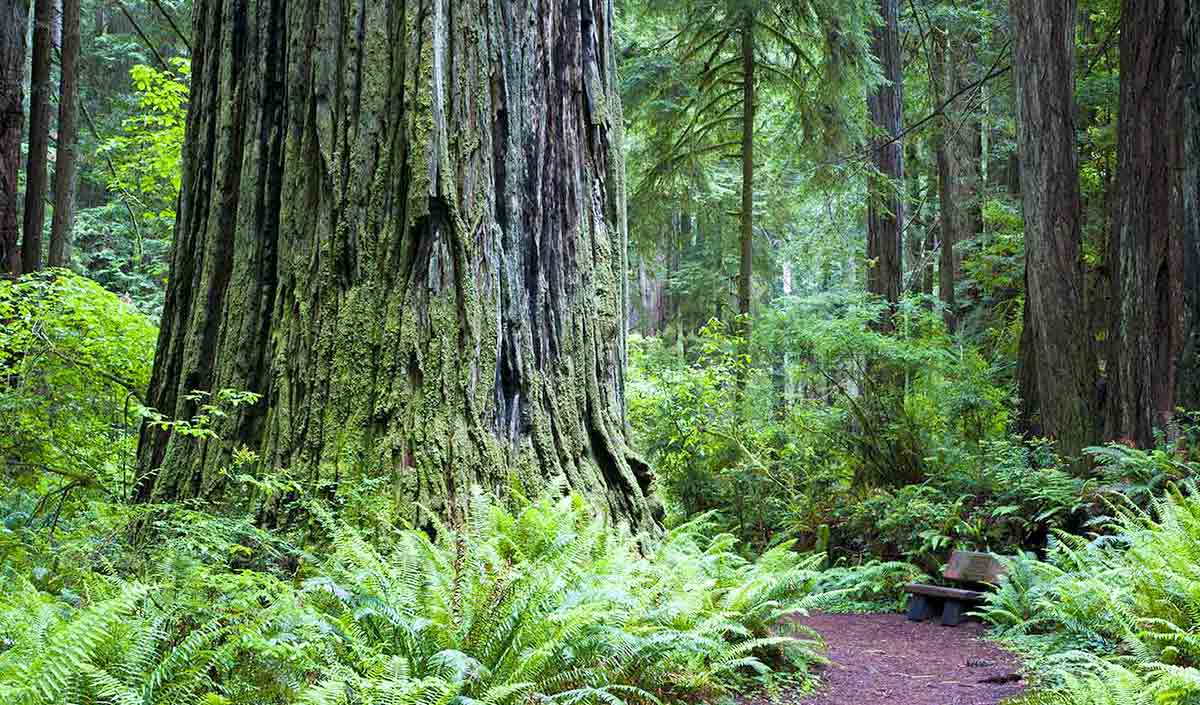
[903,583,985,601]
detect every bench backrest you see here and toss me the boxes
[943,550,1005,584]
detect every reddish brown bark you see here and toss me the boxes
[0,0,28,275]
[866,0,904,329]
[48,0,79,267]
[1011,0,1095,457]
[738,11,754,324]
[1106,0,1185,446]
[21,0,53,273]
[1183,0,1200,409]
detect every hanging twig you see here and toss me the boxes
[33,326,145,401]
[149,0,190,52]
[112,0,173,72]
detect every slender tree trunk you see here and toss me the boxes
[21,0,52,273]
[931,25,981,333]
[0,0,28,276]
[135,0,659,532]
[48,0,78,268]
[1107,0,1185,446]
[738,12,754,324]
[922,222,934,297]
[1182,0,1200,411]
[932,28,957,331]
[1011,0,1094,458]
[867,0,903,330]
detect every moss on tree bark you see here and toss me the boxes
[136,0,659,533]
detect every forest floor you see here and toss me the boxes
[757,613,1026,705]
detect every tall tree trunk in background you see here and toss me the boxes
[738,12,754,326]
[931,30,956,330]
[1107,0,1184,447]
[931,25,982,333]
[21,0,52,273]
[866,0,903,330]
[1011,0,1094,458]
[949,36,983,309]
[48,0,78,267]
[135,0,659,532]
[0,0,28,276]
[1182,0,1200,411]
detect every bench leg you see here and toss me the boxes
[941,599,964,626]
[906,595,932,622]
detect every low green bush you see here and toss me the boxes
[809,560,927,613]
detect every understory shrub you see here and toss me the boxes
[1,270,156,506]
[0,271,828,704]
[981,480,1200,704]
[809,560,926,613]
[628,293,1084,569]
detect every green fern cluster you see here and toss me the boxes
[302,491,825,705]
[0,490,826,705]
[807,560,927,613]
[982,483,1200,705]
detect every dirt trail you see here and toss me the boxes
[765,613,1026,705]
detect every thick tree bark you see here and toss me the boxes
[48,0,79,267]
[21,0,52,272]
[866,0,903,329]
[738,12,754,324]
[1107,0,1185,446]
[1011,0,1094,457]
[1182,0,1200,410]
[135,0,659,532]
[0,0,28,276]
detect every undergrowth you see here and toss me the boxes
[0,489,829,704]
[0,272,829,704]
[982,480,1200,705]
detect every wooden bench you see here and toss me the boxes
[904,550,1006,626]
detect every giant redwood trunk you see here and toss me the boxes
[0,0,27,275]
[866,0,903,328]
[135,0,659,532]
[1107,0,1185,446]
[1011,0,1094,458]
